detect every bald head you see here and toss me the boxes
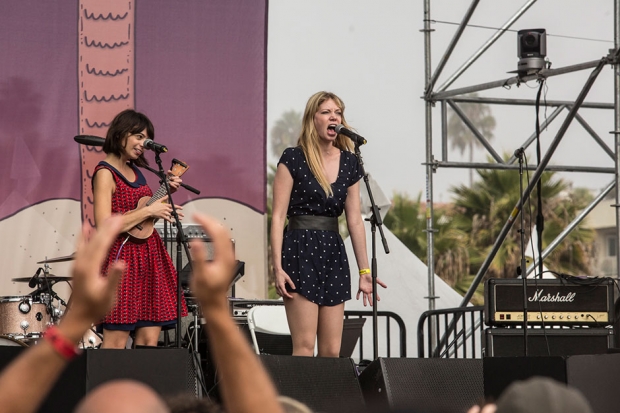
[74,379,169,413]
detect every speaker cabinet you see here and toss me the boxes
[259,355,365,413]
[484,354,620,413]
[0,348,195,413]
[358,358,483,413]
[485,327,614,357]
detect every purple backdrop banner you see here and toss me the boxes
[0,1,79,219]
[0,0,267,221]
[135,1,267,211]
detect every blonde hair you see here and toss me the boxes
[297,91,354,197]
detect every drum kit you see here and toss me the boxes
[0,253,101,349]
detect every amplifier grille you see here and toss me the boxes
[485,278,615,327]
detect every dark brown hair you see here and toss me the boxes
[103,109,154,167]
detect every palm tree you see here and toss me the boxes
[383,193,426,257]
[540,188,594,276]
[447,93,496,187]
[450,159,593,280]
[384,192,469,288]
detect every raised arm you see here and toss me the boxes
[0,216,125,413]
[190,213,284,413]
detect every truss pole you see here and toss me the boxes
[459,56,609,307]
[526,181,615,276]
[437,0,537,92]
[426,0,480,96]
[614,0,620,277]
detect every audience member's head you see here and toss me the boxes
[73,379,169,413]
[165,393,223,413]
[495,376,593,413]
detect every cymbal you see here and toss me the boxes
[37,253,75,264]
[12,275,72,283]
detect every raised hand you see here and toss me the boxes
[189,213,236,308]
[62,215,125,337]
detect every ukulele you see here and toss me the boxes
[126,159,189,240]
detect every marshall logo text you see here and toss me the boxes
[528,289,576,303]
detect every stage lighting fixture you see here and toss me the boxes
[517,28,546,74]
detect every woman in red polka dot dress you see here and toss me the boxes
[92,109,187,349]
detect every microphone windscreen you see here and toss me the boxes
[74,135,105,146]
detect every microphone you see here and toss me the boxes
[74,135,105,147]
[334,124,367,146]
[514,147,525,159]
[28,268,43,289]
[143,139,168,153]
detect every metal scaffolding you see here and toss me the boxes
[422,0,620,318]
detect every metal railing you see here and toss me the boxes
[345,310,407,359]
[417,306,485,358]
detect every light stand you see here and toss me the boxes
[353,143,390,360]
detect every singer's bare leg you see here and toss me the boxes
[134,326,161,347]
[101,329,130,349]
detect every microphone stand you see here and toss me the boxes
[515,147,529,356]
[353,143,390,361]
[152,152,193,348]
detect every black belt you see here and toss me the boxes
[287,215,338,233]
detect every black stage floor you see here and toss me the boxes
[1,348,619,413]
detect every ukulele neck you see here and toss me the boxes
[146,179,170,206]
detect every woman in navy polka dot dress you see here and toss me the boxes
[271,91,387,357]
[92,109,187,349]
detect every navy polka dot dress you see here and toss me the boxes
[278,147,363,306]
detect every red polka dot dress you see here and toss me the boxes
[94,162,187,329]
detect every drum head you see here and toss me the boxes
[0,296,31,303]
[0,336,28,347]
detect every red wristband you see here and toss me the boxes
[44,326,82,360]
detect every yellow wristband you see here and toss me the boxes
[359,268,371,276]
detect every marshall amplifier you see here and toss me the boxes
[485,278,615,327]
[484,327,614,356]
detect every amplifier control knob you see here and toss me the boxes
[567,315,571,319]
[552,315,556,319]
[536,315,541,319]
[544,315,548,319]
[559,315,564,319]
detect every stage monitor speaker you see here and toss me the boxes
[485,327,614,357]
[484,354,620,413]
[358,358,483,413]
[0,348,195,413]
[259,355,365,413]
